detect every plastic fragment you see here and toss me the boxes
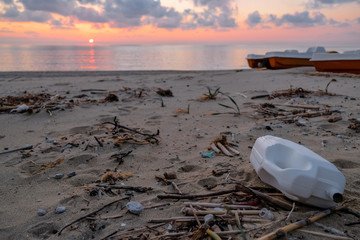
[10,104,29,113]
[200,151,215,158]
[259,208,274,220]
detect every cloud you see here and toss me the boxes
[246,11,262,28]
[357,17,360,23]
[19,0,76,16]
[305,0,360,9]
[73,6,108,23]
[191,0,238,28]
[0,0,238,30]
[50,18,75,29]
[0,3,53,23]
[270,11,327,27]
[246,10,352,28]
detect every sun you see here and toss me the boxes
[89,39,94,43]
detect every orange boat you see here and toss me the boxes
[310,50,360,74]
[246,54,269,68]
[265,47,326,69]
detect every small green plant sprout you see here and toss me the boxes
[199,87,221,100]
[175,103,190,114]
[325,78,337,94]
[218,95,241,115]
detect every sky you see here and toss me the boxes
[0,0,359,45]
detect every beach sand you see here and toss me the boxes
[0,68,359,239]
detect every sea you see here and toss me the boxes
[0,42,357,71]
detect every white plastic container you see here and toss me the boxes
[250,135,346,208]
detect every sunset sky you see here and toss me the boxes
[0,0,359,45]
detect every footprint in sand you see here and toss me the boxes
[69,126,92,134]
[197,177,217,189]
[68,154,95,166]
[27,222,57,238]
[332,159,360,169]
[178,164,202,172]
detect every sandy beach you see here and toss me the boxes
[0,68,359,239]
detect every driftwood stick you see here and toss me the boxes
[314,222,347,236]
[236,184,294,211]
[189,204,201,226]
[274,103,320,110]
[297,229,352,240]
[96,184,153,193]
[0,145,33,155]
[226,146,240,155]
[184,202,258,210]
[216,142,233,157]
[265,110,333,121]
[94,136,103,147]
[149,216,270,223]
[257,205,345,240]
[104,116,159,141]
[150,232,190,239]
[182,207,260,216]
[100,223,166,240]
[210,143,221,153]
[157,189,237,200]
[58,196,130,235]
[172,182,183,194]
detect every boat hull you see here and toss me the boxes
[312,60,360,74]
[247,58,269,68]
[268,57,312,69]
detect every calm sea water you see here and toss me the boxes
[0,43,357,71]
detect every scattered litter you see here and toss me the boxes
[250,135,346,208]
[259,208,274,220]
[10,104,29,113]
[200,151,215,158]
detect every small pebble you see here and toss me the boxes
[204,214,215,224]
[126,201,143,215]
[64,143,73,149]
[54,173,64,179]
[46,137,55,143]
[337,135,343,138]
[302,132,308,136]
[67,172,76,178]
[37,209,46,216]
[55,206,66,214]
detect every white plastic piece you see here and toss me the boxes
[250,135,346,208]
[10,104,29,113]
[259,208,274,220]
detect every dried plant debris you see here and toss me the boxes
[104,116,159,144]
[348,118,360,132]
[255,103,336,122]
[153,88,174,97]
[269,87,337,99]
[209,135,240,157]
[22,158,64,176]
